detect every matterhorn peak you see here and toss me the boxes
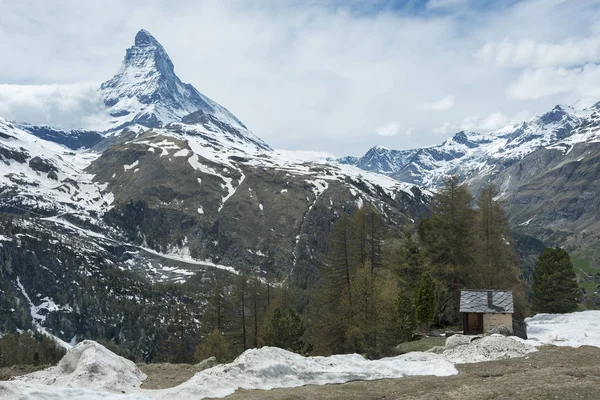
[96,29,269,150]
[134,29,158,46]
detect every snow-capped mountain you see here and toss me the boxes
[341,104,591,188]
[0,29,429,352]
[342,102,600,272]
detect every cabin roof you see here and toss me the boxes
[459,290,514,313]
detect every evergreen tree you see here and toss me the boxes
[419,175,475,324]
[195,328,230,363]
[533,247,580,313]
[312,214,356,354]
[396,291,417,343]
[263,308,305,353]
[414,272,437,329]
[472,185,519,289]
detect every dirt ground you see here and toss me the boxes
[213,346,600,400]
[138,362,206,389]
[0,364,46,381]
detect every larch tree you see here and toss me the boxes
[419,175,475,324]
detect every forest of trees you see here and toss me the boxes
[156,176,532,362]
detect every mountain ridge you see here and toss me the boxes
[340,103,592,188]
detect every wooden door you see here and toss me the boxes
[465,313,484,334]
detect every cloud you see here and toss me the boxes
[476,36,600,68]
[434,110,531,134]
[376,121,401,137]
[417,95,455,111]
[427,0,469,10]
[461,112,512,131]
[433,122,454,135]
[507,64,600,103]
[0,0,599,155]
[0,83,106,129]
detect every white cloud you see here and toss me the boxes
[433,122,454,135]
[434,110,532,135]
[0,83,106,129]
[0,0,598,154]
[476,37,600,68]
[427,0,469,10]
[460,110,532,132]
[376,121,401,137]
[417,95,455,111]
[507,64,600,103]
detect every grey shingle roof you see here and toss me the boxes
[459,290,514,313]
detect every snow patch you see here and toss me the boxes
[123,160,139,171]
[525,311,600,348]
[442,334,537,364]
[15,340,146,393]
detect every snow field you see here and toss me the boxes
[524,310,600,348]
[157,347,457,399]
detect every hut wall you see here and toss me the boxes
[483,313,513,333]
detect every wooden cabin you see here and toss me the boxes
[460,290,514,335]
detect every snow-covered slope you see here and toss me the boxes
[525,311,600,348]
[0,117,112,214]
[341,104,594,188]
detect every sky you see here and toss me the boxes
[1,0,600,156]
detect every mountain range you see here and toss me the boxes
[341,103,600,295]
[0,30,428,352]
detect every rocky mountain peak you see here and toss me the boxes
[134,29,158,46]
[539,105,570,125]
[97,29,269,150]
[121,29,175,77]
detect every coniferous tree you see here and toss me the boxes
[313,214,356,354]
[263,308,305,353]
[533,247,580,313]
[419,175,474,324]
[396,291,417,343]
[473,185,519,289]
[195,328,230,363]
[414,272,437,330]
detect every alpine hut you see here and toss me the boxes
[460,290,514,335]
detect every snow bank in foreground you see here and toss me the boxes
[7,309,599,400]
[525,310,600,348]
[0,344,456,400]
[152,347,456,399]
[442,334,537,364]
[14,340,147,394]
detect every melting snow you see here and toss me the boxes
[524,311,600,348]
